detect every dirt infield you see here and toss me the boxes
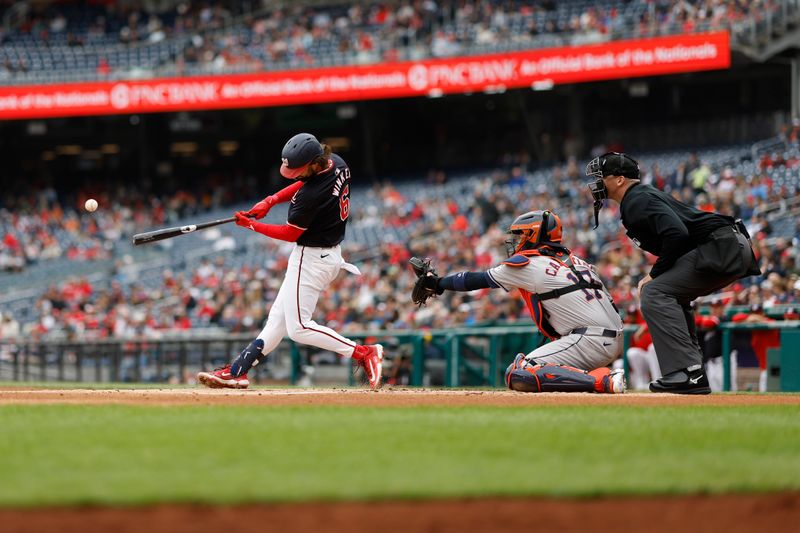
[2,387,799,532]
[2,386,800,406]
[2,493,799,533]
[0,494,800,533]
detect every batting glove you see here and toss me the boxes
[245,196,276,219]
[234,211,259,230]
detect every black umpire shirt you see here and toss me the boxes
[619,183,732,278]
[287,153,351,248]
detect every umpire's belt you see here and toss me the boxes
[570,327,621,338]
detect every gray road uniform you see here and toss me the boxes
[488,249,623,370]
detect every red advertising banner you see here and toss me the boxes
[0,31,729,120]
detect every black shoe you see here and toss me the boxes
[649,367,711,395]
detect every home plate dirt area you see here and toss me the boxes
[2,387,800,406]
[1,388,799,533]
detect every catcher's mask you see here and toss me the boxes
[504,210,563,257]
[585,152,640,229]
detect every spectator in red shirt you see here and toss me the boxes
[696,298,726,391]
[731,303,780,392]
[96,56,110,76]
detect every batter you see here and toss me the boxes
[198,133,383,389]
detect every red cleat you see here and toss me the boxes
[354,344,384,390]
[197,365,250,389]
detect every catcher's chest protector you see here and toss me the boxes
[505,248,603,341]
[506,360,597,393]
[518,288,560,340]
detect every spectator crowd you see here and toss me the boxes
[0,0,786,80]
[2,132,800,343]
[0,173,259,273]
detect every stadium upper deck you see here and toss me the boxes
[0,0,790,85]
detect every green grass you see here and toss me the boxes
[0,404,798,506]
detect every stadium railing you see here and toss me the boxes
[3,323,798,391]
[734,0,800,45]
[0,324,636,388]
[720,321,800,392]
[751,136,789,162]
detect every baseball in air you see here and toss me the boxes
[84,198,98,212]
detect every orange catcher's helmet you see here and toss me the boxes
[505,210,563,256]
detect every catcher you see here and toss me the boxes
[410,210,625,393]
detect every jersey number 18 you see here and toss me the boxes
[566,269,603,301]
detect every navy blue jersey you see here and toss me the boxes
[287,153,351,247]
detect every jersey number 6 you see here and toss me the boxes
[339,184,350,221]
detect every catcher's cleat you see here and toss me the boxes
[588,367,626,394]
[353,344,384,390]
[607,369,626,394]
[197,365,250,389]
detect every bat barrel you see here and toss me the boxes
[132,217,236,246]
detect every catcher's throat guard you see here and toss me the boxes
[504,233,524,258]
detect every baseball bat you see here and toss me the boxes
[133,216,238,246]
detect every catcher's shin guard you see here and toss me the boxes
[230,339,266,377]
[505,354,596,393]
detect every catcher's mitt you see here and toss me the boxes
[409,257,444,306]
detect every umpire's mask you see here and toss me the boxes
[585,152,640,229]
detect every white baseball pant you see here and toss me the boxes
[256,244,361,357]
[527,330,622,371]
[626,344,661,390]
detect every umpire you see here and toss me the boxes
[585,152,760,394]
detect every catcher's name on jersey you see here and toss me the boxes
[288,153,351,248]
[489,253,622,336]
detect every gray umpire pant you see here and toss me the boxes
[639,232,754,376]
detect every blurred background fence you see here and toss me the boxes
[3,322,798,392]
